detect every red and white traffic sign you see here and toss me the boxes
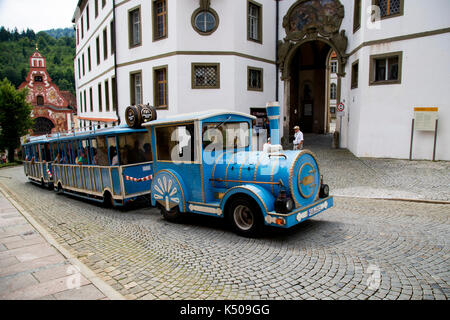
[337,103,345,117]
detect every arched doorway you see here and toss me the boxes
[277,0,348,143]
[288,40,333,134]
[33,117,55,135]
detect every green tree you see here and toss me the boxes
[0,78,33,162]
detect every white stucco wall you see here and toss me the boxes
[341,0,450,160]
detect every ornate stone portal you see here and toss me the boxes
[277,0,348,140]
[278,0,348,79]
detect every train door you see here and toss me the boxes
[153,122,203,208]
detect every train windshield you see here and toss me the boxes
[202,122,250,151]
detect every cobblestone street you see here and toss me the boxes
[0,160,448,300]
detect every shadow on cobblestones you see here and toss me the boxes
[303,134,450,202]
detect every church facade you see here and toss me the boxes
[19,50,77,136]
[72,0,449,160]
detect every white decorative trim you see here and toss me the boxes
[189,204,223,216]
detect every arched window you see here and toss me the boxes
[330,83,337,100]
[37,95,44,106]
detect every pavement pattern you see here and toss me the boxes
[0,191,107,300]
[305,134,450,202]
[0,164,448,300]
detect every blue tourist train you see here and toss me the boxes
[144,102,332,236]
[21,103,333,236]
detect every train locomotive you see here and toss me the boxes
[143,102,333,237]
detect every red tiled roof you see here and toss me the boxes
[60,91,77,112]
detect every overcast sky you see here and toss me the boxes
[0,0,79,32]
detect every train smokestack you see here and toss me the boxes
[266,102,281,146]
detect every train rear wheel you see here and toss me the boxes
[227,197,263,237]
[56,183,63,195]
[103,191,115,208]
[160,205,183,223]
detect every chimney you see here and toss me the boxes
[266,102,281,146]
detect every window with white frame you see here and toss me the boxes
[129,7,141,47]
[248,1,262,43]
[130,72,142,105]
[248,67,263,91]
[370,52,402,85]
[330,83,337,100]
[331,61,337,73]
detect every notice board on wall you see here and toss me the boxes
[414,107,438,131]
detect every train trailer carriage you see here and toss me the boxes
[22,126,154,207]
[144,103,333,237]
[22,137,54,189]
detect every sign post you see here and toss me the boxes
[336,103,345,148]
[410,107,439,161]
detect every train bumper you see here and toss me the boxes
[264,196,333,228]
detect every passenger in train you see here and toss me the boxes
[143,143,151,161]
[76,150,88,165]
[110,147,119,166]
[91,148,98,165]
[134,140,145,163]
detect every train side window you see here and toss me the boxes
[202,122,250,151]
[67,141,74,164]
[66,142,72,164]
[35,145,41,161]
[60,142,67,164]
[107,136,119,166]
[96,136,109,166]
[50,143,55,161]
[51,143,60,163]
[70,140,80,164]
[81,139,91,165]
[24,146,30,160]
[39,144,44,161]
[155,123,196,162]
[90,138,98,165]
[118,132,152,165]
[45,144,51,161]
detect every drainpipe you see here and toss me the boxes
[113,0,120,125]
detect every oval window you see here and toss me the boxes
[194,11,216,33]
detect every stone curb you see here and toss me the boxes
[332,194,450,205]
[0,184,126,300]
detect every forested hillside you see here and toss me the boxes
[43,28,75,39]
[0,27,75,95]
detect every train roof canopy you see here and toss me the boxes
[22,125,147,145]
[142,110,256,127]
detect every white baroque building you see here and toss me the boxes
[72,0,450,160]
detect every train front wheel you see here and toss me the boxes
[227,197,263,238]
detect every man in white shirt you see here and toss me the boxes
[293,126,303,150]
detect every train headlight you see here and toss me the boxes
[286,198,294,211]
[319,184,329,198]
[275,190,294,213]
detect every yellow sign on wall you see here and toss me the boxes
[414,107,438,131]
